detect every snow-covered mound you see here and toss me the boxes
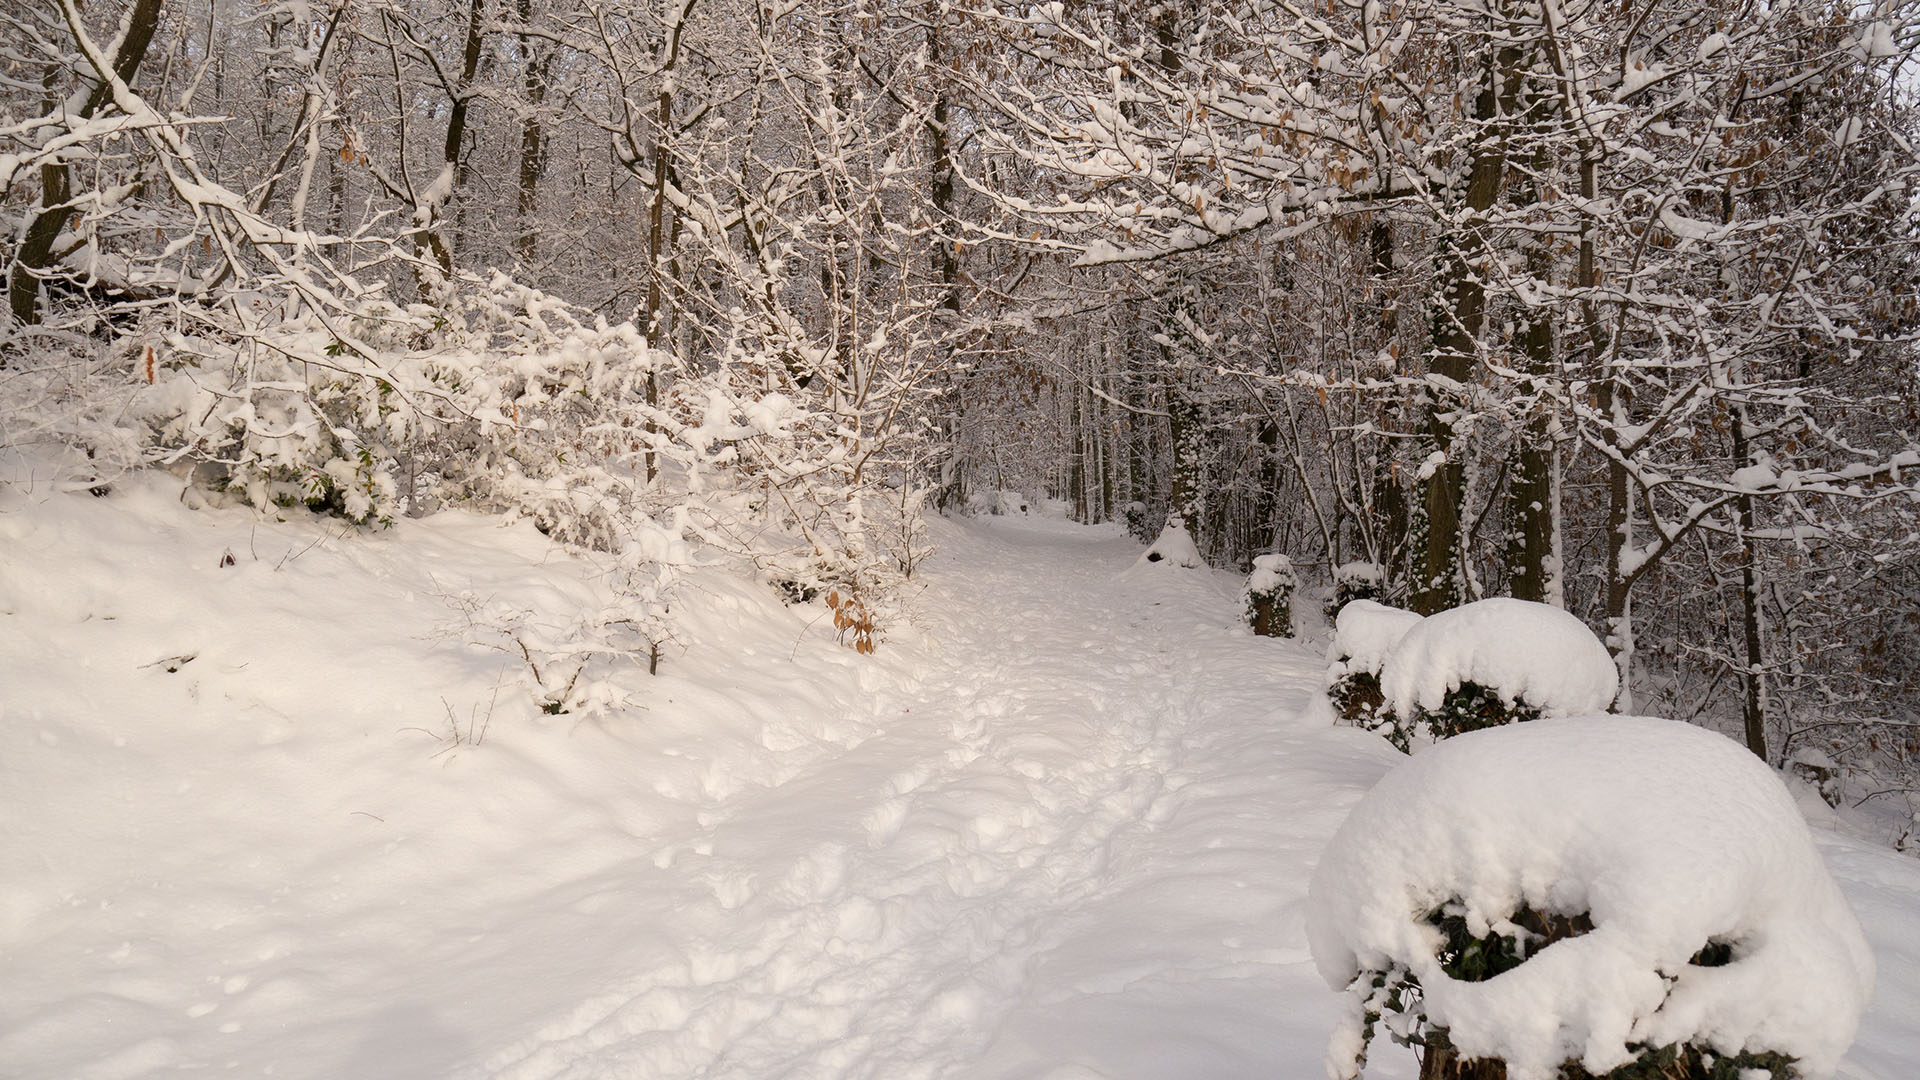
[1378,597,1615,718]
[1330,599,1424,674]
[1307,716,1875,1080]
[1133,514,1203,569]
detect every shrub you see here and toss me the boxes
[1376,598,1616,749]
[1309,718,1873,1080]
[1418,681,1544,742]
[1326,600,1425,747]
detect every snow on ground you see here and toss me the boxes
[2,477,1917,1079]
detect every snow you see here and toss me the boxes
[1378,597,1617,718]
[965,488,1034,516]
[0,475,1343,1078]
[1306,716,1875,1080]
[3,476,1918,1080]
[1333,561,1382,586]
[1862,22,1899,59]
[1330,599,1424,674]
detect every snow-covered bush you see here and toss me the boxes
[1123,500,1151,542]
[1378,598,1616,744]
[4,267,928,657]
[1308,716,1874,1080]
[1327,561,1384,622]
[661,344,923,655]
[1244,553,1296,637]
[1326,600,1426,749]
[76,273,669,534]
[1136,513,1204,569]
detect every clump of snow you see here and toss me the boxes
[1330,599,1424,675]
[1134,514,1203,569]
[1307,716,1875,1080]
[1247,552,1295,595]
[1378,597,1616,719]
[1323,600,1424,747]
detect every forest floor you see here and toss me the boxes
[3,478,1918,1079]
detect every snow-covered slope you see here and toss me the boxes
[2,481,1915,1079]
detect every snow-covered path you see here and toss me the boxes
[475,515,1385,1080]
[5,486,1918,1080]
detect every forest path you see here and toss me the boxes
[473,513,1395,1080]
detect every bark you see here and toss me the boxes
[926,6,960,322]
[1418,1046,1506,1080]
[1068,388,1087,520]
[1567,87,1633,707]
[1165,377,1202,525]
[1252,418,1280,556]
[1602,379,1635,711]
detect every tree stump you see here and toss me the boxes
[1245,553,1295,637]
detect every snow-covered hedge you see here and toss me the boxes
[1326,600,1426,748]
[1308,716,1874,1080]
[1377,597,1617,744]
[1327,598,1615,752]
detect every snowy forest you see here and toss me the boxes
[5,0,1920,1075]
[9,0,1920,775]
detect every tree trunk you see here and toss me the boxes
[640,0,700,482]
[1419,1046,1507,1080]
[1506,128,1561,606]
[1730,410,1769,761]
[514,0,551,268]
[409,0,486,282]
[1411,41,1522,614]
[8,0,163,325]
[1602,377,1635,711]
